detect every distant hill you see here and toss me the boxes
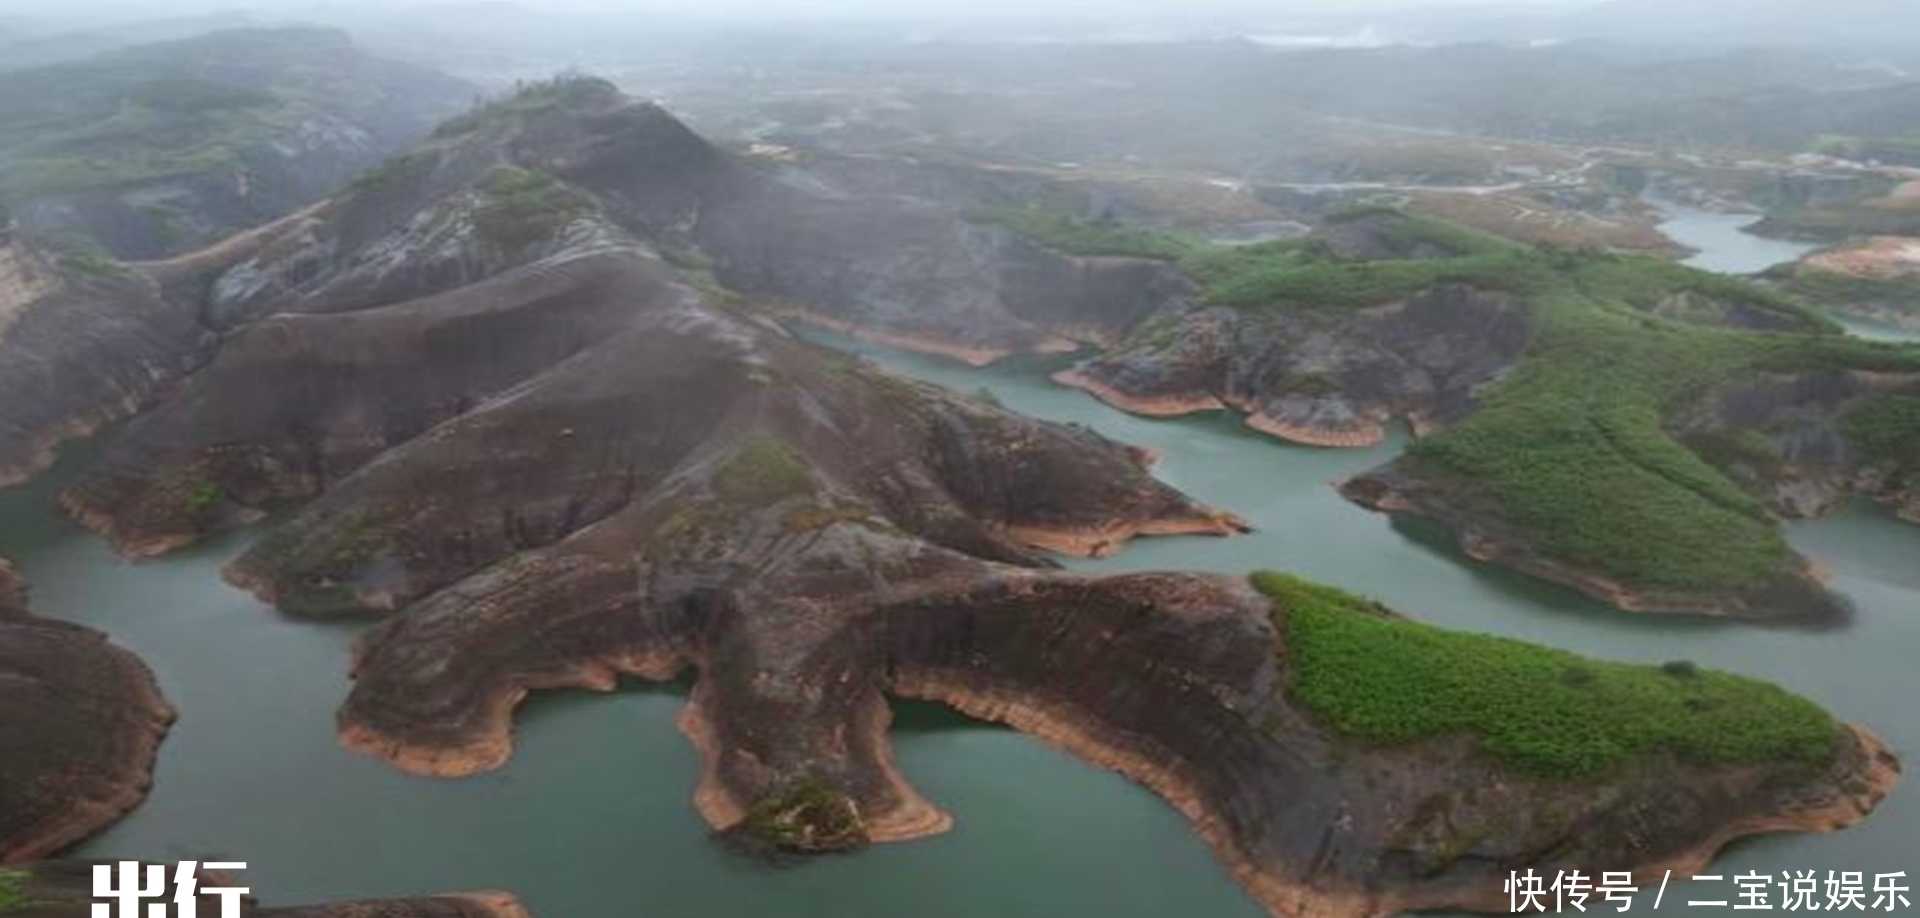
[0,12,269,72]
[0,27,476,258]
[1403,0,1920,60]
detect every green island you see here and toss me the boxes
[985,205,1920,597]
[1253,573,1841,779]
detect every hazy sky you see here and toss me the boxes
[2,0,1593,28]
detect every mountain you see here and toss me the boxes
[6,78,1895,918]
[0,233,206,488]
[0,12,266,71]
[0,27,476,259]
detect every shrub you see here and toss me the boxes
[740,777,867,852]
[0,870,38,911]
[714,439,814,506]
[472,167,595,254]
[348,150,436,195]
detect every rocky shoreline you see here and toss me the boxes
[1052,367,1228,417]
[774,307,1065,367]
[1338,467,1848,623]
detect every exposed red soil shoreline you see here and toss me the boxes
[1006,513,1251,559]
[339,650,686,779]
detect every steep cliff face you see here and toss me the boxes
[0,862,531,918]
[0,560,174,863]
[1677,369,1920,522]
[424,78,1197,362]
[695,185,1194,363]
[0,238,207,487]
[1059,284,1532,446]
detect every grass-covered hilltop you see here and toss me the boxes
[1254,573,1840,779]
[990,206,1920,620]
[0,27,472,258]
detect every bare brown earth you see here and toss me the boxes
[1805,236,1920,279]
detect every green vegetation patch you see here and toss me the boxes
[741,776,868,852]
[714,439,815,506]
[1407,296,1788,592]
[59,249,135,280]
[983,205,1829,324]
[348,150,438,195]
[1253,573,1841,779]
[964,205,1206,260]
[1407,288,1920,593]
[472,166,596,253]
[0,870,41,911]
[1844,396,1920,467]
[432,75,619,139]
[1780,268,1920,318]
[153,465,225,516]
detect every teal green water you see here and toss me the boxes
[1,322,1915,917]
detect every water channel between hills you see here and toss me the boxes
[0,210,1915,918]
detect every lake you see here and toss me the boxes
[0,223,1915,916]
